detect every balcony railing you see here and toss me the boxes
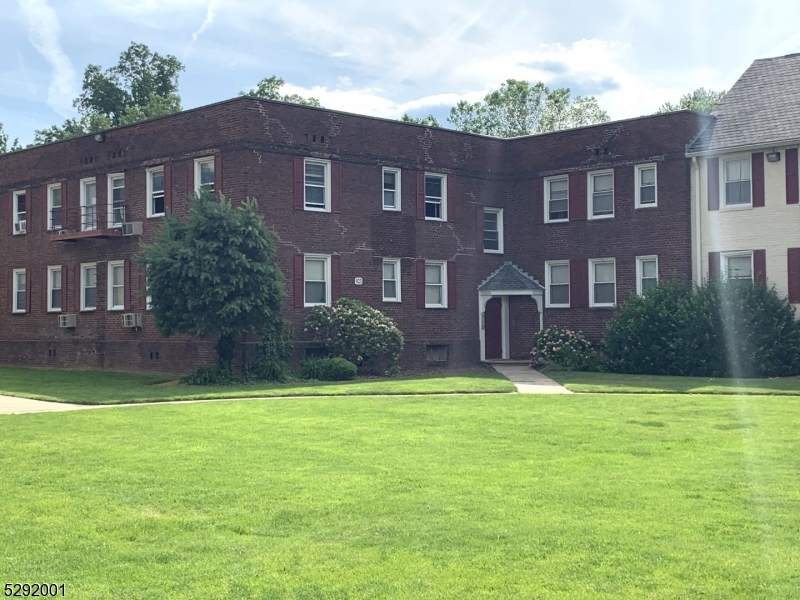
[48,204,130,242]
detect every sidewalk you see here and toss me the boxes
[0,395,96,415]
[491,364,573,394]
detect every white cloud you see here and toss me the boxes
[192,0,217,42]
[16,0,77,117]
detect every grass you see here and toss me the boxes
[546,369,800,395]
[2,393,800,598]
[0,366,514,405]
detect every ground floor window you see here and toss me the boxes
[12,269,26,313]
[723,251,753,281]
[636,256,658,295]
[304,255,330,306]
[383,259,401,302]
[545,261,570,307]
[425,261,447,308]
[81,263,97,311]
[48,266,62,312]
[589,259,616,307]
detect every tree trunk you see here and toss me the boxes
[215,333,236,372]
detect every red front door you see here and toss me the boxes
[485,298,502,359]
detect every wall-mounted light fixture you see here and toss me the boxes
[766,151,781,162]
[94,133,105,142]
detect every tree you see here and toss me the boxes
[657,88,726,114]
[401,113,441,127]
[448,79,609,137]
[242,76,321,107]
[140,190,286,370]
[0,122,21,154]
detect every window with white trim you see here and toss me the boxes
[588,170,614,219]
[425,261,447,308]
[81,263,97,311]
[589,259,616,307]
[382,167,401,211]
[424,173,447,221]
[147,167,165,217]
[47,184,62,231]
[108,261,125,311]
[12,269,25,313]
[545,176,568,222]
[108,174,125,227]
[545,261,570,307]
[304,255,330,306]
[636,256,658,295]
[80,178,97,231]
[483,208,503,253]
[304,159,330,211]
[723,157,751,206]
[47,266,62,312]
[195,157,215,195]
[635,164,657,208]
[12,191,26,234]
[382,258,401,302]
[723,251,753,281]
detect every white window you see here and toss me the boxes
[12,269,25,313]
[12,191,26,234]
[723,251,753,281]
[47,266,62,312]
[147,167,165,217]
[81,263,97,311]
[108,261,125,311]
[382,259,401,302]
[635,164,657,208]
[80,178,97,231]
[194,157,215,195]
[424,261,447,308]
[108,174,125,227]
[304,255,330,306]
[424,173,447,221]
[382,167,401,211]
[723,157,751,207]
[589,259,616,307]
[636,256,658,295]
[545,261,570,308]
[304,159,330,212]
[47,184,62,231]
[545,176,569,222]
[483,208,503,253]
[588,170,614,219]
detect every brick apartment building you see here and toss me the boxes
[0,97,711,373]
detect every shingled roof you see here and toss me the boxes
[478,262,543,292]
[687,53,800,154]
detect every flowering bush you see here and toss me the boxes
[305,298,404,374]
[530,326,597,370]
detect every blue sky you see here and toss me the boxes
[2,0,799,145]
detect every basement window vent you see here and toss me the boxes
[426,344,449,363]
[149,351,160,360]
[47,348,57,358]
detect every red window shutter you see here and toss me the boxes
[569,259,588,308]
[707,158,720,211]
[60,180,68,230]
[447,260,457,309]
[753,249,766,284]
[331,161,342,213]
[476,206,484,252]
[62,265,69,312]
[331,254,341,301]
[138,265,147,310]
[416,171,425,219]
[187,160,195,197]
[708,252,720,279]
[786,149,799,205]
[752,153,765,208]
[568,172,586,221]
[42,267,47,312]
[124,261,132,310]
[7,191,12,235]
[293,254,304,307]
[6,270,11,313]
[164,163,173,213]
[25,269,31,313]
[293,157,304,210]
[532,178,544,224]
[95,177,107,229]
[788,249,800,303]
[41,185,48,231]
[447,174,456,222]
[214,154,223,198]
[416,259,425,308]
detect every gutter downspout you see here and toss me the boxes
[692,156,702,286]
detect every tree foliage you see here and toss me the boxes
[657,88,726,115]
[140,190,285,369]
[242,76,321,107]
[401,113,441,127]
[448,79,609,137]
[0,122,21,154]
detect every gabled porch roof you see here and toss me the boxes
[478,262,544,292]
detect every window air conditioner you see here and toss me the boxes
[14,220,26,234]
[121,222,143,236]
[122,313,143,328]
[58,314,77,328]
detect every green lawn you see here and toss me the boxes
[0,366,513,404]
[2,393,800,598]
[547,370,800,395]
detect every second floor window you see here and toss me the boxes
[80,179,97,231]
[636,164,657,207]
[383,168,400,211]
[195,158,215,195]
[13,191,26,234]
[724,158,751,206]
[147,167,165,217]
[483,208,503,253]
[304,159,330,211]
[425,173,446,221]
[47,184,62,230]
[109,174,125,226]
[589,171,614,219]
[546,177,568,222]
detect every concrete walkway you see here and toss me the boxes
[0,395,97,415]
[491,364,573,394]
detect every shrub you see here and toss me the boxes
[247,329,293,382]
[530,326,597,371]
[181,366,237,386]
[305,298,404,374]
[299,357,357,381]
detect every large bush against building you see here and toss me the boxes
[304,298,404,373]
[141,190,285,370]
[603,280,800,378]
